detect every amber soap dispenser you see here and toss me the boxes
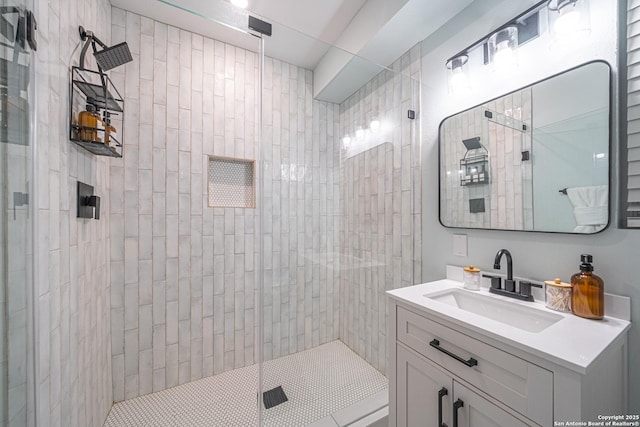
[571,254,604,320]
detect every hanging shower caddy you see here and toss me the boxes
[69,26,131,157]
[459,136,489,186]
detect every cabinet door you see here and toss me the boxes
[453,382,530,427]
[397,345,452,427]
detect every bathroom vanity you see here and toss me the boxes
[387,267,631,427]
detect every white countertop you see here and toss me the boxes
[387,278,631,374]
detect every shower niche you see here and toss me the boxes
[69,66,124,157]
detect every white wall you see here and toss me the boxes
[420,0,640,410]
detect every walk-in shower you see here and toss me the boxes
[0,0,422,424]
[102,0,422,425]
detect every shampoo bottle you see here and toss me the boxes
[571,254,604,320]
[104,111,117,147]
[78,104,99,141]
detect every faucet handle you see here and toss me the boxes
[519,281,542,299]
[482,274,501,290]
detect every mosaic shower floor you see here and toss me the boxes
[103,340,388,427]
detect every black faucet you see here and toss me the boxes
[494,249,515,292]
[483,248,542,301]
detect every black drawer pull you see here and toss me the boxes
[438,387,448,427]
[429,339,478,367]
[453,398,464,427]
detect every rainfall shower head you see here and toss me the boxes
[94,42,133,71]
[78,26,133,71]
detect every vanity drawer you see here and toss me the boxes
[396,305,552,426]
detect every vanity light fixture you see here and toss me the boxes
[446,55,470,94]
[444,0,545,93]
[547,0,590,44]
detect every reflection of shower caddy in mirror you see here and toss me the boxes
[69,26,132,157]
[459,137,489,186]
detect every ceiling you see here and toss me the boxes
[109,0,476,103]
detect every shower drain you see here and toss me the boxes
[263,386,288,409]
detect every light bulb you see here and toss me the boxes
[446,55,470,94]
[342,136,351,146]
[355,128,365,139]
[548,0,590,46]
[370,120,380,131]
[555,7,581,36]
[230,0,248,9]
[450,67,468,90]
[493,40,515,72]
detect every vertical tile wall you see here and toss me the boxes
[34,0,114,425]
[261,58,342,362]
[439,89,533,230]
[338,46,422,375]
[110,9,341,401]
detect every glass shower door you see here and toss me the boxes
[259,23,422,425]
[0,0,36,425]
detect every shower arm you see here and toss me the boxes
[78,26,108,69]
[77,26,109,108]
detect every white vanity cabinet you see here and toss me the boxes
[388,279,631,427]
[396,344,529,427]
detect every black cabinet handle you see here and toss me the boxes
[430,339,478,367]
[453,399,464,427]
[438,387,448,427]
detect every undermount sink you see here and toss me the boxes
[425,288,563,333]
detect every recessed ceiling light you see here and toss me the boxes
[230,0,248,9]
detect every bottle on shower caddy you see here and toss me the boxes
[78,101,106,143]
[78,103,99,142]
[103,111,117,148]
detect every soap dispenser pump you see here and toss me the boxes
[571,254,604,320]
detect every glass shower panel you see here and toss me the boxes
[145,0,265,424]
[0,0,36,425]
[260,25,421,426]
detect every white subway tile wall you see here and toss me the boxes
[111,4,422,405]
[34,0,114,425]
[110,9,345,401]
[338,46,422,375]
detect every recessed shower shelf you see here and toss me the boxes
[69,66,125,157]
